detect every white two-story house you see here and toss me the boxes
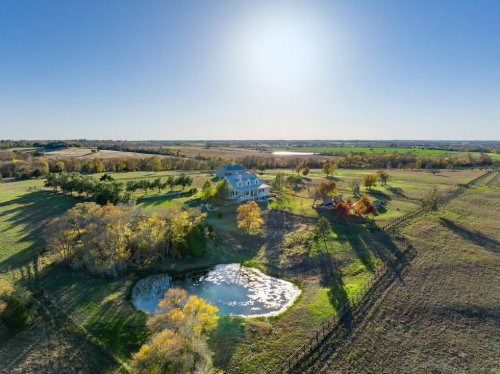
[216,164,270,202]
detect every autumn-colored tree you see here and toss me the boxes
[376,170,390,186]
[133,288,219,374]
[363,174,377,190]
[355,195,377,216]
[168,210,206,258]
[335,199,353,218]
[322,160,335,177]
[54,161,65,172]
[44,203,206,277]
[236,201,264,234]
[312,180,337,205]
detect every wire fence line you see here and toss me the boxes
[275,170,493,374]
[382,170,493,232]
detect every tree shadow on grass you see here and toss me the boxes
[316,235,352,327]
[136,192,185,207]
[0,191,75,272]
[386,186,409,199]
[439,218,499,253]
[209,316,246,369]
[367,189,392,202]
[36,265,148,359]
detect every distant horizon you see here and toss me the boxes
[3,138,499,143]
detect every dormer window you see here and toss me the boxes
[238,182,241,187]
[255,179,258,184]
[247,180,250,186]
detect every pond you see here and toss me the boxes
[272,150,317,156]
[131,263,301,317]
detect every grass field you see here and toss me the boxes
[0,169,494,373]
[301,173,500,373]
[286,146,500,160]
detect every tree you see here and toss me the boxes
[100,173,114,182]
[95,181,131,205]
[148,157,163,172]
[349,178,361,197]
[168,211,206,257]
[313,180,337,205]
[355,195,377,216]
[166,175,176,191]
[316,217,330,252]
[295,161,306,175]
[363,174,377,190]
[286,175,305,193]
[270,173,286,198]
[44,173,60,192]
[54,161,65,172]
[152,178,163,193]
[376,170,390,186]
[322,160,335,177]
[335,199,353,218]
[302,167,310,177]
[133,288,218,374]
[213,179,230,204]
[200,180,215,204]
[236,201,264,234]
[422,187,439,211]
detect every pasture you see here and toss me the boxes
[0,168,493,373]
[302,173,500,373]
[286,146,500,160]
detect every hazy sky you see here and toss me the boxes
[1,0,499,140]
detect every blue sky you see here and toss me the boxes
[1,0,499,140]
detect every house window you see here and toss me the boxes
[238,182,241,187]
[255,179,258,184]
[247,181,250,185]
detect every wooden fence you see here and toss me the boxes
[275,170,493,373]
[382,170,493,232]
[276,238,415,373]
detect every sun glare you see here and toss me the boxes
[229,7,330,95]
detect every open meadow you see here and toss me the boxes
[296,173,500,373]
[0,168,496,373]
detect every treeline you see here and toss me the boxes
[233,152,497,171]
[1,148,497,181]
[45,172,197,204]
[0,150,214,179]
[44,203,210,278]
[126,174,193,194]
[45,172,132,205]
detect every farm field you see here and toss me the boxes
[301,174,500,373]
[285,146,500,160]
[0,169,494,373]
[43,147,169,159]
